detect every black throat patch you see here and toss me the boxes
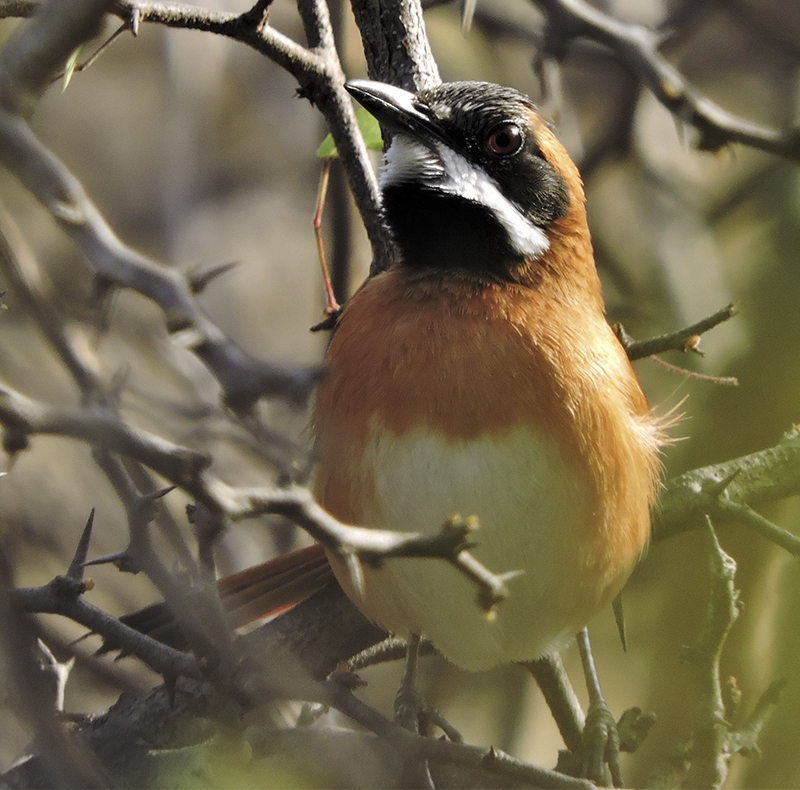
[382,185,527,278]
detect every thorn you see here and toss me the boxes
[69,630,94,647]
[37,639,75,712]
[132,485,175,526]
[310,310,341,332]
[67,509,95,580]
[108,365,131,399]
[143,485,177,502]
[83,549,125,567]
[83,549,140,574]
[130,6,140,36]
[612,592,627,652]
[164,673,178,707]
[345,551,365,598]
[706,468,742,498]
[481,745,498,766]
[460,0,477,33]
[188,261,239,294]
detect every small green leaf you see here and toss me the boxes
[316,132,338,159]
[62,47,82,92]
[357,107,383,151]
[316,107,384,159]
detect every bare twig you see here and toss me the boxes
[534,0,800,161]
[236,489,513,614]
[12,575,203,679]
[654,424,800,544]
[0,113,322,413]
[647,356,739,386]
[616,303,738,361]
[0,0,110,116]
[0,550,110,789]
[682,517,740,789]
[713,499,800,559]
[349,0,441,92]
[0,385,212,486]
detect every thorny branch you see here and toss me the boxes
[642,525,785,789]
[0,379,511,614]
[532,0,800,162]
[682,519,740,790]
[12,576,203,680]
[311,677,600,790]
[104,0,397,272]
[10,508,203,679]
[0,111,323,414]
[654,424,800,549]
[617,303,738,362]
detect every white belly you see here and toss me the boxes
[329,424,593,671]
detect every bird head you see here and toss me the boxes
[346,80,593,290]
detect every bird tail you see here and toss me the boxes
[98,544,334,654]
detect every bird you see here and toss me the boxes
[310,79,663,671]
[120,80,663,674]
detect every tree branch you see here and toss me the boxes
[12,576,203,679]
[349,0,441,92]
[534,0,800,161]
[0,385,512,615]
[616,303,738,361]
[681,518,740,789]
[0,0,110,116]
[654,425,800,546]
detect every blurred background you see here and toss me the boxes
[0,0,798,786]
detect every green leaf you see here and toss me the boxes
[316,132,338,159]
[62,47,82,92]
[316,107,384,159]
[357,107,384,151]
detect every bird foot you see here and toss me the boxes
[394,680,426,734]
[581,698,623,787]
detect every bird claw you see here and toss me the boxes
[581,700,623,787]
[394,682,426,734]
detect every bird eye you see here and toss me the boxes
[484,123,523,156]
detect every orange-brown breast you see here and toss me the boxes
[312,261,662,668]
